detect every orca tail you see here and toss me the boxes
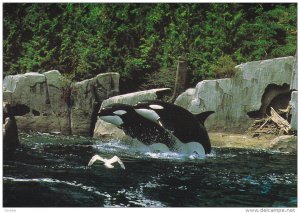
[195,111,215,125]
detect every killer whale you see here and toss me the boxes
[134,100,214,154]
[98,103,178,150]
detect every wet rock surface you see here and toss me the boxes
[3,71,119,135]
[175,56,295,132]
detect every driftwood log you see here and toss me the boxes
[269,107,291,134]
[248,106,292,136]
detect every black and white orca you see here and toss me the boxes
[98,103,178,152]
[134,100,214,154]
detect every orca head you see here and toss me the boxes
[98,104,134,127]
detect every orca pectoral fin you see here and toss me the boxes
[99,115,124,126]
[134,108,160,123]
[195,111,215,125]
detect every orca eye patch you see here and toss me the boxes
[113,110,127,115]
[149,104,164,110]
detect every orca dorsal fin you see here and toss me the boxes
[195,111,215,125]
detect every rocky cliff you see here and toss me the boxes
[175,56,296,132]
[290,53,297,131]
[3,71,119,136]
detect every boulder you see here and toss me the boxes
[3,72,49,113]
[3,102,19,157]
[3,71,72,134]
[93,119,126,140]
[100,88,171,108]
[93,88,171,139]
[290,53,297,90]
[290,91,297,131]
[71,72,120,136]
[3,71,120,135]
[3,91,12,104]
[290,54,297,132]
[175,56,295,132]
[44,70,72,134]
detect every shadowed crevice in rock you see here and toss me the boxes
[247,83,291,119]
[32,109,41,116]
[90,102,101,137]
[3,71,119,135]
[175,56,295,132]
[10,104,30,116]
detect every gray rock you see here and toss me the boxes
[291,53,297,90]
[3,71,72,134]
[175,56,295,132]
[3,91,12,104]
[93,119,126,140]
[3,72,49,113]
[290,91,297,131]
[44,70,72,134]
[101,88,170,108]
[15,115,70,134]
[71,72,120,135]
[3,71,119,135]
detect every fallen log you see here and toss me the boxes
[270,107,291,134]
[259,117,271,130]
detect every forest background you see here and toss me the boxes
[3,3,297,93]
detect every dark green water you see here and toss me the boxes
[3,133,297,207]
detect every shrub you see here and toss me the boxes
[140,68,176,90]
[210,55,238,79]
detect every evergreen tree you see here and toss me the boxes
[3,3,297,93]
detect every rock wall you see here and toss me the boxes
[175,56,296,132]
[290,91,297,131]
[3,71,119,135]
[290,54,297,131]
[71,73,119,135]
[291,53,297,90]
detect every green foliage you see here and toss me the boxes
[210,55,238,79]
[3,3,297,92]
[140,68,176,91]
